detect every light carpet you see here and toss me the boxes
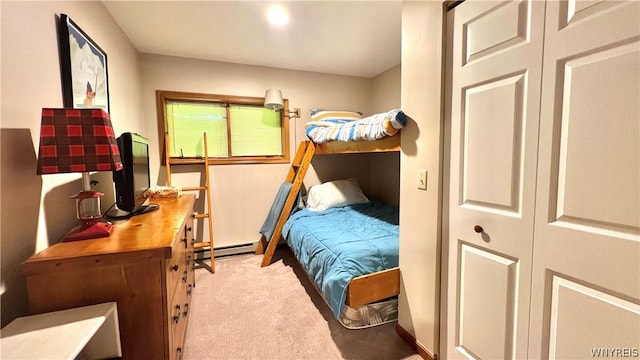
[183,249,421,360]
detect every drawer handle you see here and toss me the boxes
[172,264,179,272]
[182,270,188,283]
[187,284,193,295]
[183,303,189,318]
[173,305,181,324]
[187,226,192,232]
[186,255,191,266]
[474,225,484,233]
[176,346,183,360]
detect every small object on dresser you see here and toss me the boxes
[148,185,182,199]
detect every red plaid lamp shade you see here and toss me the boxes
[37,108,123,174]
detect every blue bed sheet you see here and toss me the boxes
[282,200,399,318]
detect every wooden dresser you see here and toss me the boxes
[22,195,196,360]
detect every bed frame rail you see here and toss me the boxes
[346,267,400,307]
[314,136,400,154]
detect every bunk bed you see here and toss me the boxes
[256,109,405,328]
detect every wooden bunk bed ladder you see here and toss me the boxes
[256,141,316,267]
[165,132,215,273]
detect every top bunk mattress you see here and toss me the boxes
[305,109,406,144]
[282,200,399,319]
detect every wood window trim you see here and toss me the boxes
[156,90,290,165]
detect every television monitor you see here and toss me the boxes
[111,132,158,217]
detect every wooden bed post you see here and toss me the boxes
[257,141,315,266]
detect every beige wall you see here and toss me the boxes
[368,65,401,206]
[371,65,401,114]
[399,1,444,357]
[0,1,144,326]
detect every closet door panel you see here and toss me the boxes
[555,43,639,231]
[528,1,640,359]
[463,1,529,64]
[548,276,640,359]
[457,244,519,360]
[463,73,526,212]
[444,1,545,359]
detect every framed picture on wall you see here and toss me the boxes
[58,14,110,113]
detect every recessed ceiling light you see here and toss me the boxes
[267,5,289,26]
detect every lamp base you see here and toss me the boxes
[62,221,113,242]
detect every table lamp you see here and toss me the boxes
[37,108,123,241]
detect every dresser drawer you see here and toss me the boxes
[167,263,193,360]
[168,280,189,360]
[166,218,192,297]
[166,214,195,360]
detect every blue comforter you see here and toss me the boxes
[282,201,399,318]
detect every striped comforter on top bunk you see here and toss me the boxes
[305,109,406,144]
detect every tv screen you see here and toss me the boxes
[112,133,157,216]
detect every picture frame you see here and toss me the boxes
[58,14,110,113]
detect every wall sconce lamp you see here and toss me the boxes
[264,88,301,119]
[37,108,123,241]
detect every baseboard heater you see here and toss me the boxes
[194,242,256,260]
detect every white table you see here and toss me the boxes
[0,302,121,359]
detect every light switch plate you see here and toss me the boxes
[417,169,427,190]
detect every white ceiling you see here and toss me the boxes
[102,1,402,78]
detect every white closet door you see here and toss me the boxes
[444,1,545,359]
[528,2,640,359]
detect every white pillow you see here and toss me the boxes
[306,178,369,211]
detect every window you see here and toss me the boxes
[156,90,290,165]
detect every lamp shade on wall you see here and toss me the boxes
[37,108,123,175]
[264,88,284,110]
